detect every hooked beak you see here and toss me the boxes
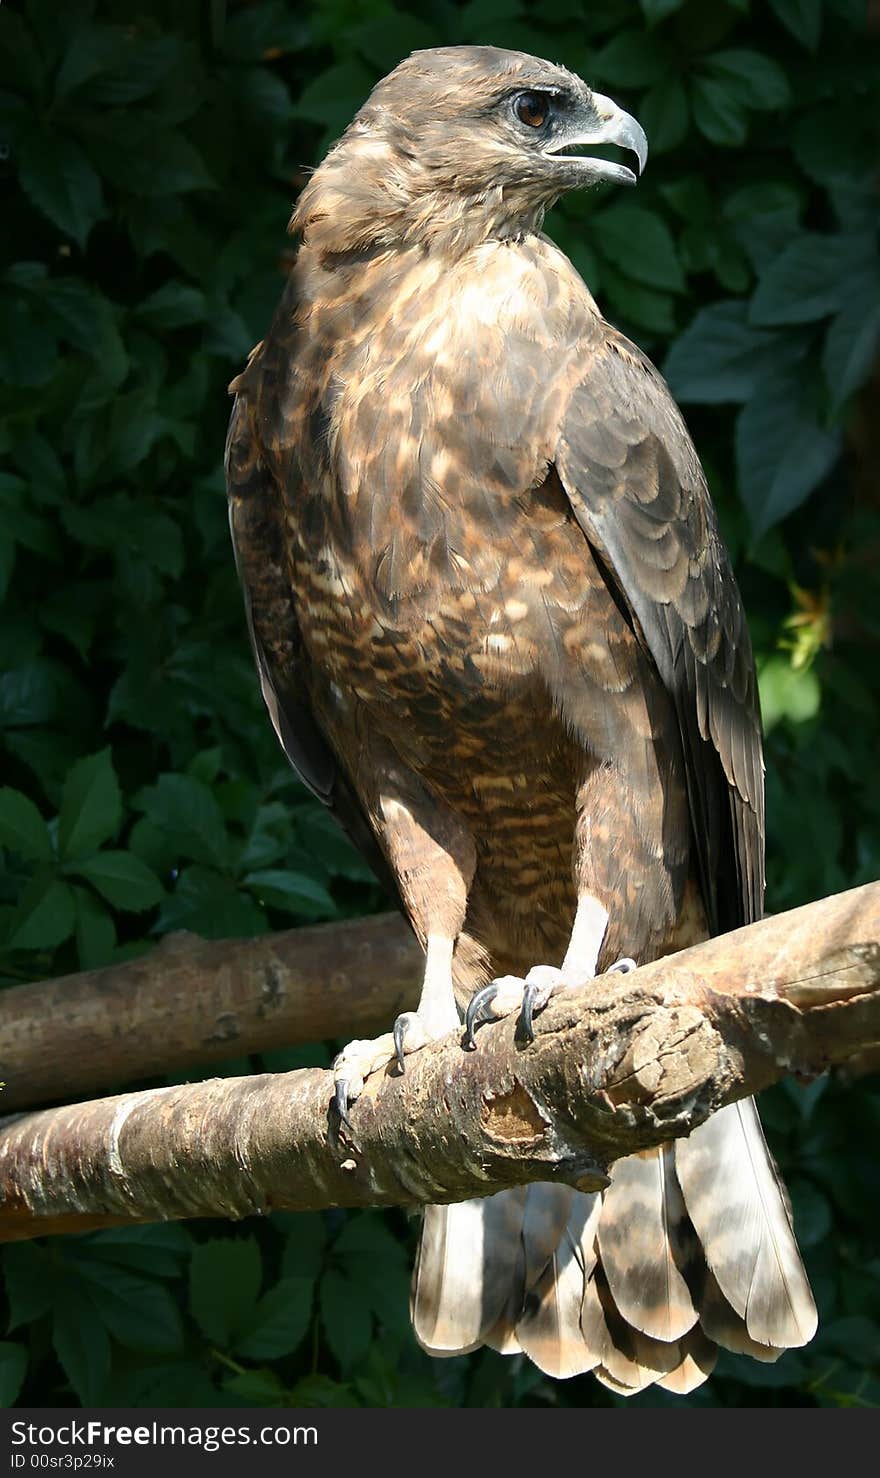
[543,91,648,186]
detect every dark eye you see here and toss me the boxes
[514,91,550,129]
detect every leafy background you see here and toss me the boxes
[0,0,878,1410]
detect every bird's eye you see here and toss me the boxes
[513,91,550,129]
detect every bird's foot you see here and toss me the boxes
[464,957,637,1049]
[332,1006,459,1127]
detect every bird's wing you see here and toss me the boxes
[225,363,401,902]
[555,323,764,933]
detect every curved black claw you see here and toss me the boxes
[520,982,545,1044]
[607,956,637,975]
[332,1079,353,1132]
[392,1016,407,1074]
[464,983,499,1050]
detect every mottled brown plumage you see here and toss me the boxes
[227,45,816,1392]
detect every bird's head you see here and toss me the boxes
[293,46,648,257]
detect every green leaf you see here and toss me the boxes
[351,15,439,72]
[58,748,122,860]
[295,805,376,883]
[65,1253,185,1353]
[222,1369,288,1405]
[0,10,44,97]
[332,1215,410,1330]
[16,126,103,248]
[286,1373,354,1407]
[189,1238,262,1347]
[135,773,228,867]
[788,1178,832,1247]
[690,77,747,147]
[640,0,683,19]
[592,31,666,87]
[824,293,880,409]
[593,205,685,293]
[3,1243,55,1328]
[319,1269,372,1370]
[243,868,336,916]
[664,302,804,404]
[71,851,164,911]
[750,233,865,326]
[54,22,126,99]
[639,79,689,154]
[79,1224,189,1280]
[769,0,822,50]
[52,1284,111,1405]
[89,37,188,107]
[758,656,822,730]
[72,885,116,969]
[135,282,208,329]
[220,2,309,62]
[702,50,791,111]
[91,123,216,197]
[0,294,58,388]
[292,60,375,136]
[723,182,802,224]
[716,1348,807,1388]
[0,544,14,602]
[235,1275,314,1359]
[334,1214,411,1263]
[0,787,52,861]
[279,1213,328,1282]
[736,376,842,536]
[9,876,76,951]
[0,1342,27,1407]
[157,866,268,939]
[0,661,59,729]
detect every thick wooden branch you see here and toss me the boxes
[0,913,420,1110]
[0,883,877,1243]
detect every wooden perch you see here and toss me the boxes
[0,882,877,1244]
[0,912,420,1110]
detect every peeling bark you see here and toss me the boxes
[0,883,876,1243]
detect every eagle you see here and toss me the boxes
[226,45,817,1394]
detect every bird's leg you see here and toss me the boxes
[465,894,635,1047]
[331,770,474,1125]
[332,933,460,1126]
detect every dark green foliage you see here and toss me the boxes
[1,0,878,1409]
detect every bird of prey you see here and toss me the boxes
[226,45,817,1394]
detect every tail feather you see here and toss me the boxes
[411,1190,528,1355]
[655,1326,718,1394]
[699,1269,784,1362]
[411,1097,816,1392]
[515,1191,601,1378]
[675,1098,818,1348]
[520,1183,576,1288]
[582,1265,683,1393]
[597,1144,699,1343]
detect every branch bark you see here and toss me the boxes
[0,913,420,1111]
[0,882,877,1244]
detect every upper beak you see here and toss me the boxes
[544,90,648,186]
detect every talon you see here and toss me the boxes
[393,1015,407,1073]
[332,1080,353,1131]
[607,956,637,975]
[519,981,541,1043]
[464,983,498,1049]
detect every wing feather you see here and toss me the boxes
[555,329,764,932]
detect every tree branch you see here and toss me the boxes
[0,883,877,1244]
[0,913,420,1110]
